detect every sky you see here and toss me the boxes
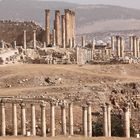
[40,0,140,9]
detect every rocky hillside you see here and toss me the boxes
[0,0,140,34]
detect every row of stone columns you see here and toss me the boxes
[45,9,76,48]
[82,103,92,137]
[102,103,131,138]
[129,36,140,58]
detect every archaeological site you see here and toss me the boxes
[0,0,140,140]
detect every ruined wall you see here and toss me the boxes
[0,20,44,45]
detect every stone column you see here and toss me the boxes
[40,103,46,137]
[21,103,26,136]
[133,36,137,58]
[136,37,140,58]
[33,30,36,49]
[43,42,46,48]
[62,15,66,48]
[106,103,111,137]
[55,10,61,46]
[102,105,108,137]
[129,35,133,52]
[72,11,76,48]
[12,103,17,136]
[52,29,56,46]
[61,104,67,135]
[111,36,115,51]
[13,41,17,49]
[1,102,6,136]
[65,9,70,47]
[69,103,74,136]
[31,104,36,136]
[45,9,50,46]
[50,102,55,137]
[87,102,92,137]
[120,37,125,58]
[124,106,130,138]
[82,106,88,137]
[116,36,121,58]
[23,30,27,50]
[82,36,86,47]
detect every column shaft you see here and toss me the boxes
[124,108,130,138]
[62,15,66,48]
[41,104,46,137]
[31,104,36,136]
[23,30,27,50]
[50,103,55,137]
[83,106,88,137]
[107,104,111,137]
[12,103,17,136]
[1,103,6,136]
[33,30,36,49]
[45,9,50,45]
[102,105,108,137]
[61,106,67,135]
[87,104,92,137]
[69,103,74,135]
[21,103,26,136]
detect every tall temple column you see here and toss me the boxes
[61,104,67,135]
[23,30,27,50]
[55,10,61,46]
[62,15,66,48]
[21,103,26,136]
[1,102,6,136]
[72,11,76,48]
[87,102,92,137]
[136,37,140,58]
[91,38,95,60]
[50,102,55,137]
[12,103,17,136]
[82,106,88,137]
[124,106,130,138]
[13,41,17,49]
[41,103,46,137]
[120,37,125,58]
[102,105,108,137]
[129,35,133,52]
[106,103,111,137]
[65,9,70,47]
[116,36,121,58]
[111,36,115,51]
[69,103,74,136]
[45,9,50,46]
[133,36,137,58]
[31,104,36,136]
[33,30,36,49]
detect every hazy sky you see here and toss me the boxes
[41,0,140,9]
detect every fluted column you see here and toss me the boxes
[72,11,76,48]
[52,29,56,46]
[61,105,67,135]
[129,35,133,52]
[1,102,6,136]
[21,103,26,136]
[136,37,140,58]
[133,36,137,58]
[50,102,55,137]
[31,104,36,136]
[102,105,108,137]
[87,102,92,137]
[55,10,61,46]
[124,106,130,138]
[116,36,121,58]
[120,37,125,58]
[12,103,17,136]
[45,9,50,46]
[23,30,27,50]
[106,103,111,137]
[62,15,66,48]
[69,103,74,136]
[41,103,46,137]
[33,30,36,49]
[82,36,86,47]
[111,36,115,51]
[82,106,88,137]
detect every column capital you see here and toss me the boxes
[20,103,26,108]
